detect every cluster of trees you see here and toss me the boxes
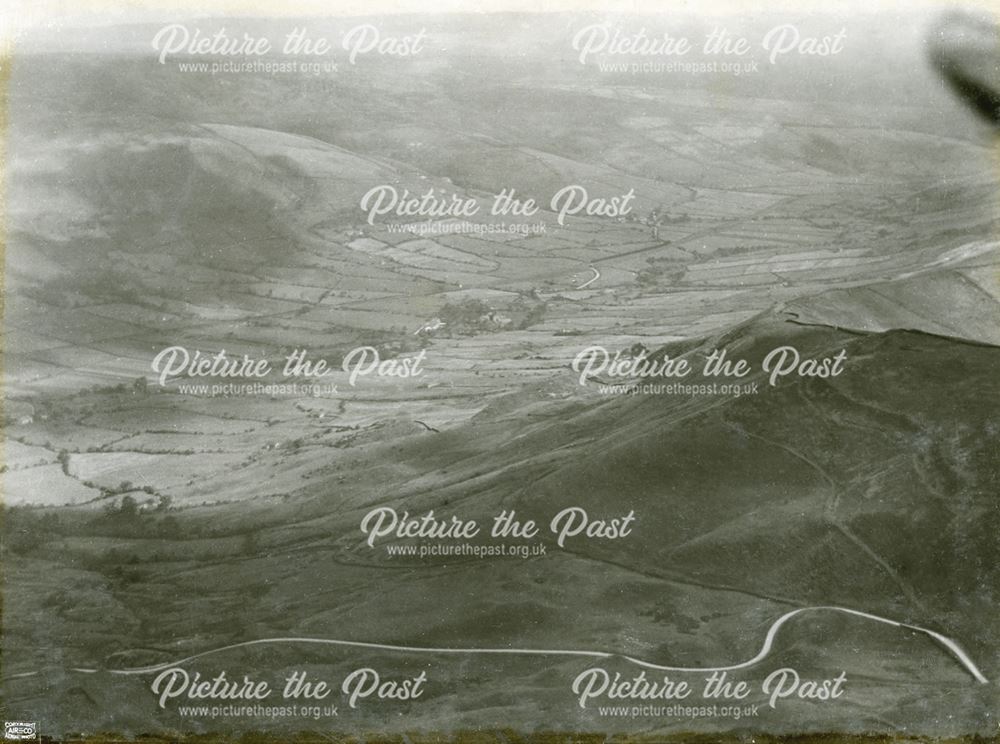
[4,507,62,554]
[437,296,547,334]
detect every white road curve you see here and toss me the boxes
[576,266,600,289]
[102,605,987,684]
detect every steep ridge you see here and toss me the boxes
[782,242,1000,345]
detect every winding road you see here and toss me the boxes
[575,266,600,289]
[54,605,986,684]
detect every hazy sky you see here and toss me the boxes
[1,0,996,32]
[0,0,992,67]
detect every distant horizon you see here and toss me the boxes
[1,0,994,37]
